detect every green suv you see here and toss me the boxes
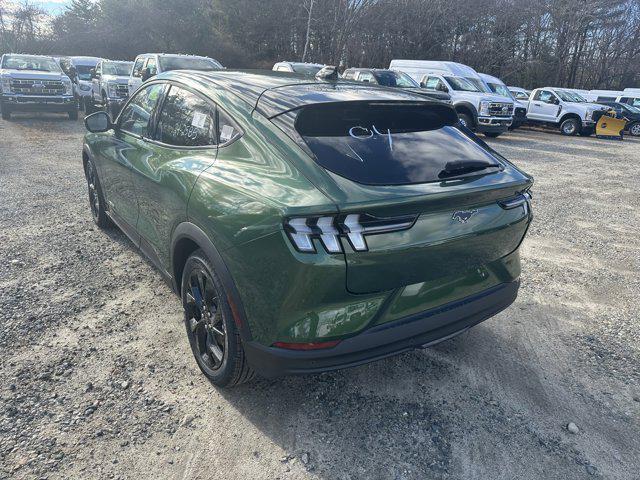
[82,70,533,387]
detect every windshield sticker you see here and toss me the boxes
[348,125,393,150]
[191,112,207,129]
[220,124,234,143]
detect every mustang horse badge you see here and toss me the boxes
[452,209,478,223]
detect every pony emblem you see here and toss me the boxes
[452,210,478,223]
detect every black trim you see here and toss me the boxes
[243,280,520,378]
[171,222,253,341]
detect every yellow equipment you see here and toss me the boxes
[596,109,626,140]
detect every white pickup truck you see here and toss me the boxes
[526,87,608,136]
[389,60,514,137]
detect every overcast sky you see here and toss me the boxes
[34,0,71,15]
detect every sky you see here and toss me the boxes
[31,0,71,15]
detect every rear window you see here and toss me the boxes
[295,102,501,185]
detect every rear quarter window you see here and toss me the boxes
[294,102,500,185]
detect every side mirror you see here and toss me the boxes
[437,84,449,93]
[84,111,113,133]
[420,80,427,88]
[68,66,77,82]
[141,67,153,81]
[90,68,96,79]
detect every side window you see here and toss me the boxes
[358,72,375,83]
[119,83,165,137]
[538,90,556,103]
[155,86,216,147]
[132,58,145,78]
[342,70,355,80]
[146,57,157,75]
[423,76,440,90]
[217,108,241,145]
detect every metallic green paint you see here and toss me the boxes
[83,70,533,349]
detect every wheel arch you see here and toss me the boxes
[559,112,582,124]
[171,222,252,341]
[454,102,478,127]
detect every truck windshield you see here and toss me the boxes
[487,82,513,99]
[159,56,222,72]
[2,55,61,72]
[443,76,481,92]
[373,71,418,88]
[103,62,133,76]
[556,90,586,102]
[295,102,500,185]
[74,65,94,80]
[291,64,323,75]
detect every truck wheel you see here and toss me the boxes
[560,118,580,136]
[181,249,255,388]
[1,108,10,121]
[484,132,501,138]
[458,113,474,130]
[629,122,640,136]
[68,109,79,121]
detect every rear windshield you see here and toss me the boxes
[295,102,501,185]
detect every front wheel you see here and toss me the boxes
[458,113,474,130]
[182,250,254,388]
[483,132,501,138]
[560,118,580,136]
[628,122,640,136]
[84,159,111,228]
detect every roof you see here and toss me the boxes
[163,70,432,118]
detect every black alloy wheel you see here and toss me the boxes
[84,159,110,228]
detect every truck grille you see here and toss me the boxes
[9,79,66,95]
[115,84,128,98]
[489,102,514,117]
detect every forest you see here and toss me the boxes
[1,0,639,89]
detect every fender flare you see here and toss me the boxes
[453,101,479,127]
[171,222,252,341]
[558,112,582,125]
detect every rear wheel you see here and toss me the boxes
[628,122,640,136]
[458,113,474,130]
[560,118,580,136]
[182,250,254,388]
[84,158,111,228]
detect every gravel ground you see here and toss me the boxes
[1,113,639,480]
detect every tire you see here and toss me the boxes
[483,132,501,138]
[628,122,640,137]
[68,109,78,121]
[1,108,10,121]
[181,249,255,388]
[458,113,474,130]
[84,158,111,228]
[560,117,580,136]
[85,97,95,114]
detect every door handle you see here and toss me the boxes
[533,103,541,106]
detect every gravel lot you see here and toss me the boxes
[1,113,639,480]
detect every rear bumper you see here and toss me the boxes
[1,95,76,112]
[244,280,520,378]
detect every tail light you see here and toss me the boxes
[284,213,417,254]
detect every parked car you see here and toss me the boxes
[508,86,531,101]
[596,101,640,136]
[0,53,77,120]
[390,60,514,137]
[128,53,223,95]
[479,73,527,129]
[82,70,533,387]
[526,87,608,136]
[342,67,451,102]
[60,56,102,112]
[272,62,325,75]
[86,60,133,117]
[616,90,640,108]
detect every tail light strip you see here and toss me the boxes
[284,213,418,254]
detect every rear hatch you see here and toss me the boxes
[275,98,532,294]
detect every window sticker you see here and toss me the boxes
[220,124,234,143]
[191,111,207,129]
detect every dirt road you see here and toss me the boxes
[1,113,638,479]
